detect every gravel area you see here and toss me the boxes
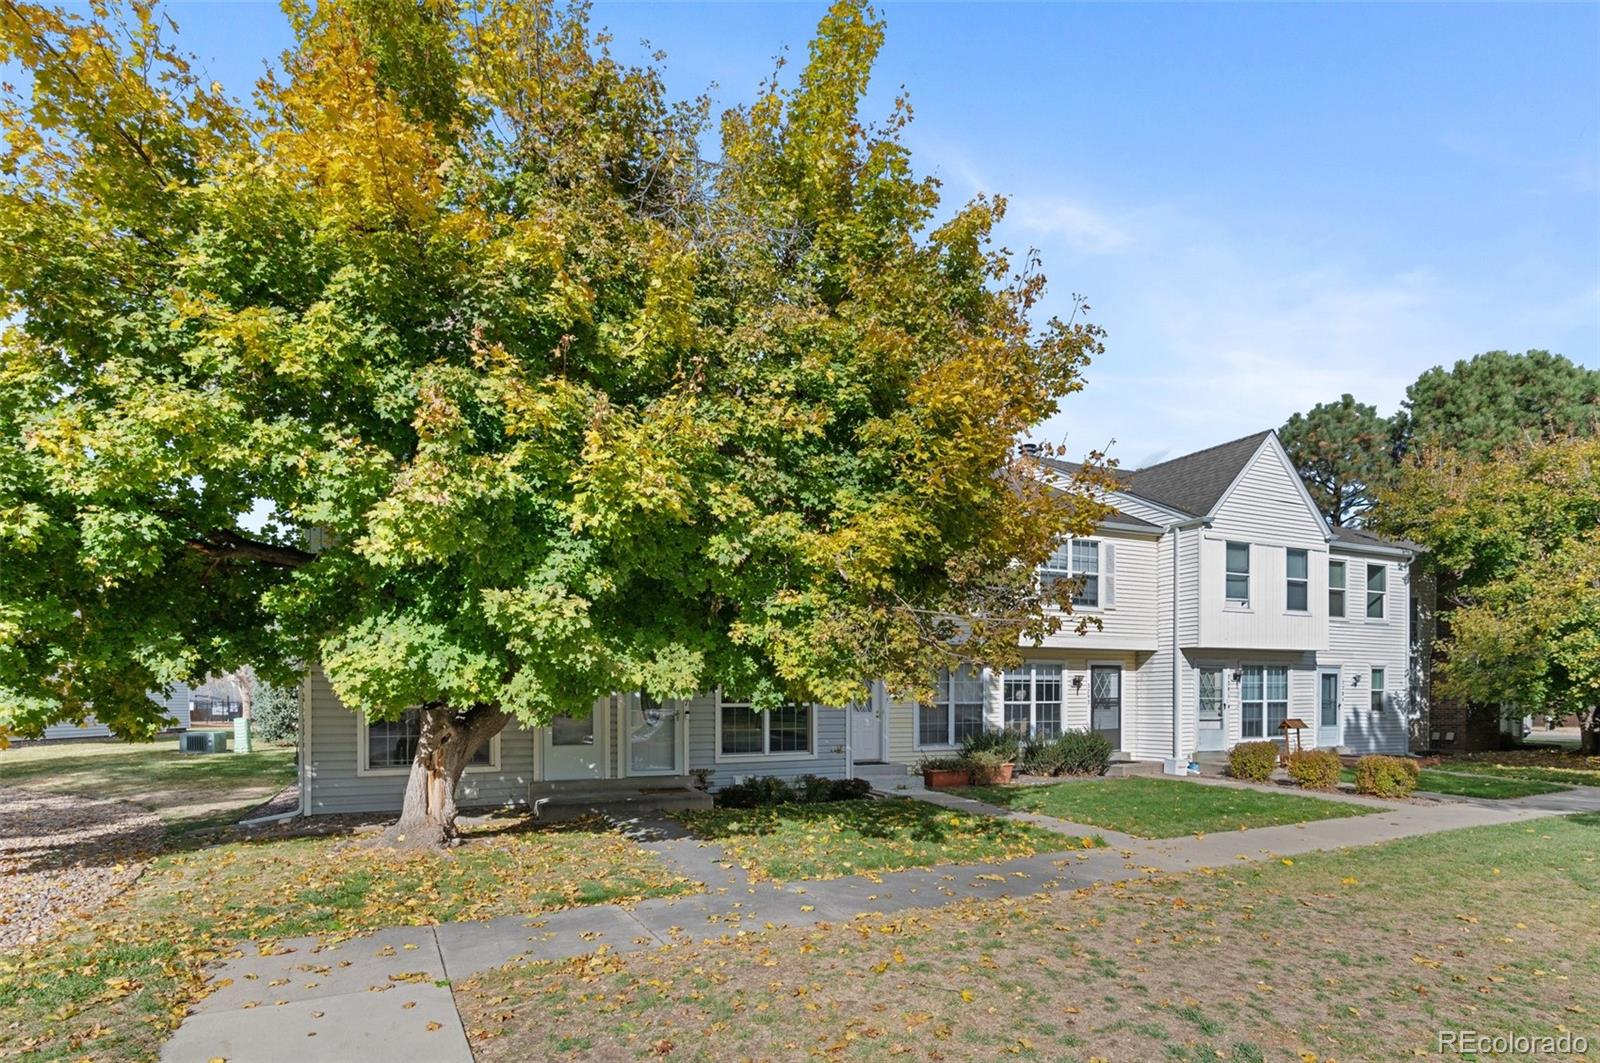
[0,786,165,952]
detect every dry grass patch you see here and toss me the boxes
[460,815,1600,1062]
[0,815,692,1062]
[0,741,295,832]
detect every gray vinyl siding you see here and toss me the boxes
[39,684,190,740]
[303,666,539,815]
[684,691,849,789]
[301,667,854,813]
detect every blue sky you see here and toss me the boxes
[18,2,1600,467]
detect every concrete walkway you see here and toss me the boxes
[160,790,1559,1063]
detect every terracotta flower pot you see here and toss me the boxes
[922,767,973,789]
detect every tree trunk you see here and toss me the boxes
[377,704,511,849]
[1581,707,1599,757]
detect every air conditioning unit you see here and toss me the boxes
[180,730,231,754]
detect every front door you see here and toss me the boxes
[625,695,683,776]
[543,704,604,780]
[1317,669,1342,749]
[1090,665,1122,751]
[851,689,884,764]
[1196,666,1226,751]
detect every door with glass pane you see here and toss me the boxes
[543,699,605,780]
[1196,667,1226,751]
[1090,666,1121,750]
[1317,669,1342,749]
[627,694,683,776]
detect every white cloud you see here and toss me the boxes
[1006,195,1132,254]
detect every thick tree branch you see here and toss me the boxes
[186,528,315,568]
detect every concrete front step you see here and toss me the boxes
[531,783,712,822]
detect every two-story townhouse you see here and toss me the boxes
[1032,430,1420,767]
[876,429,1417,773]
[288,428,1419,819]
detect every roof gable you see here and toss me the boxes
[1122,431,1271,517]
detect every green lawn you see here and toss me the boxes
[1337,767,1568,800]
[957,776,1375,838]
[0,740,296,832]
[459,816,1600,1062]
[674,799,1092,881]
[0,816,694,1063]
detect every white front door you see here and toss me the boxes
[625,695,683,776]
[1196,666,1226,751]
[850,689,884,764]
[1317,669,1342,749]
[542,702,605,780]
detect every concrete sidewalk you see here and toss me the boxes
[159,794,1559,1063]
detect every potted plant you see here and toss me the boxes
[966,749,1012,784]
[918,755,972,789]
[960,730,1020,784]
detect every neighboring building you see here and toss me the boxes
[296,429,1422,815]
[37,684,192,741]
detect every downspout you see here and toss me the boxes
[1171,526,1182,761]
[297,667,310,818]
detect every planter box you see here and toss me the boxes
[922,767,973,789]
[970,762,1015,785]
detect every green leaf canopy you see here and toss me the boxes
[0,0,1107,739]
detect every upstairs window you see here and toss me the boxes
[1040,539,1100,608]
[919,666,985,747]
[1286,548,1309,612]
[1328,559,1347,618]
[1225,542,1251,604]
[1366,563,1387,619]
[1370,668,1386,712]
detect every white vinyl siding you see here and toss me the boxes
[1325,549,1412,754]
[1034,529,1153,651]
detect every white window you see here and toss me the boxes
[1040,539,1100,608]
[918,666,985,747]
[1370,668,1386,713]
[1225,542,1251,604]
[360,709,498,775]
[718,695,812,758]
[1002,664,1063,738]
[1240,665,1288,739]
[1366,562,1386,619]
[1286,548,1309,612]
[1328,559,1347,618]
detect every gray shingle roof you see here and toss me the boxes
[1122,431,1273,517]
[1329,525,1420,553]
[1033,458,1160,531]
